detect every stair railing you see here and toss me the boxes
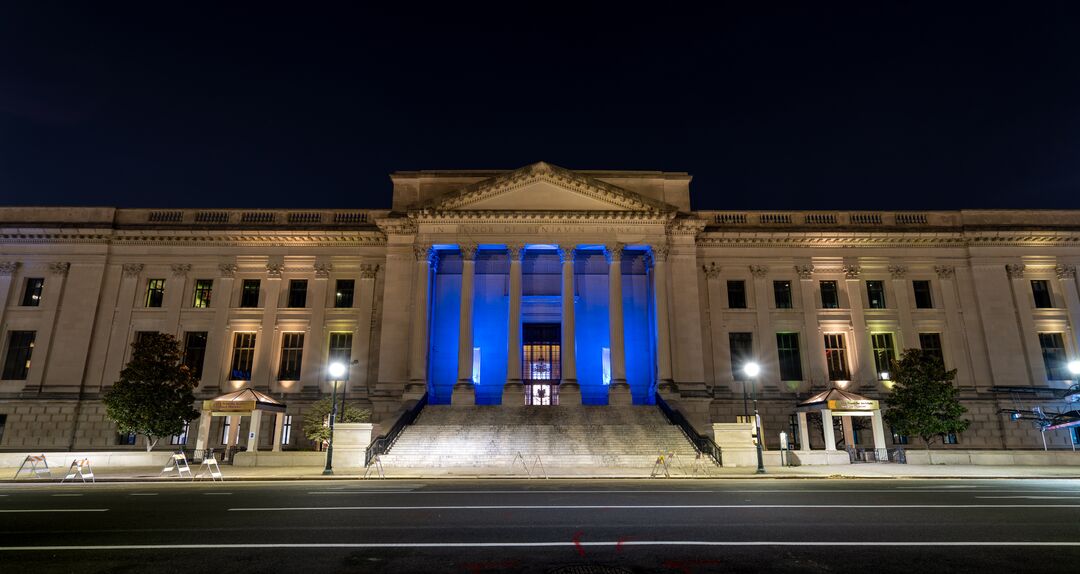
[655,393,723,466]
[365,393,428,466]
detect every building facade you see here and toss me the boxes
[1,162,1079,453]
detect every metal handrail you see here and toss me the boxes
[655,393,722,466]
[364,393,428,466]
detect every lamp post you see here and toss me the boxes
[323,361,347,476]
[1069,361,1080,451]
[743,361,765,474]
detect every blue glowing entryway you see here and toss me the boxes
[423,243,661,406]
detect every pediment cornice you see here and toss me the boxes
[411,161,679,214]
[411,210,675,224]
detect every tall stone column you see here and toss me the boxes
[652,246,675,390]
[890,265,919,351]
[838,264,864,384]
[558,245,580,405]
[0,262,18,353]
[252,262,283,392]
[409,245,434,391]
[935,265,974,388]
[1006,263,1041,384]
[1056,264,1080,358]
[355,263,380,396]
[299,262,331,394]
[749,265,778,389]
[503,244,525,406]
[606,243,631,405]
[202,263,236,394]
[794,264,820,390]
[452,244,477,406]
[26,262,70,393]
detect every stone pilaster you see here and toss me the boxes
[503,244,525,406]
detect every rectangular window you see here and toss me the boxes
[823,333,850,381]
[866,280,886,309]
[220,418,231,444]
[773,280,793,309]
[288,280,307,308]
[919,333,944,365]
[1032,280,1053,309]
[775,332,803,381]
[145,279,165,308]
[0,414,6,444]
[240,279,261,308]
[1039,332,1069,380]
[820,280,839,309]
[871,333,896,378]
[727,280,747,309]
[21,278,44,306]
[891,426,909,445]
[170,421,190,446]
[278,332,305,380]
[192,279,213,308]
[118,432,137,446]
[728,332,754,380]
[328,332,353,366]
[942,432,959,445]
[230,332,257,380]
[183,332,208,380]
[281,415,293,445]
[335,279,355,308]
[2,331,36,380]
[912,280,933,309]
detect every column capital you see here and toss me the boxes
[121,263,143,277]
[650,244,670,263]
[171,263,192,277]
[604,243,625,263]
[266,263,284,279]
[888,265,907,279]
[313,263,333,279]
[557,246,576,263]
[49,262,71,276]
[359,263,380,279]
[749,265,769,279]
[794,264,814,280]
[459,243,478,261]
[0,261,20,276]
[413,243,432,261]
[934,265,955,279]
[1056,264,1076,279]
[218,263,238,278]
[703,262,721,279]
[506,243,525,260]
[1005,263,1026,279]
[842,264,862,279]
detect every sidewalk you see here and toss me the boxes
[3,463,1080,482]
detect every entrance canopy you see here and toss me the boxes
[194,388,287,459]
[202,388,286,415]
[796,388,879,415]
[792,388,887,455]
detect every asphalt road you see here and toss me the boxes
[1,478,1079,573]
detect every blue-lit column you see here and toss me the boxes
[452,244,477,405]
[503,244,524,406]
[606,243,631,405]
[651,245,674,389]
[558,245,580,404]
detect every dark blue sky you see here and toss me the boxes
[2,2,1079,211]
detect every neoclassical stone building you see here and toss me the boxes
[0,162,1078,453]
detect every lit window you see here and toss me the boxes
[281,415,293,445]
[145,279,165,307]
[871,333,896,378]
[602,347,611,385]
[823,333,850,381]
[192,279,213,308]
[866,281,886,309]
[170,421,190,445]
[278,332,305,380]
[471,347,481,384]
[328,332,353,366]
[230,333,256,380]
[729,332,753,380]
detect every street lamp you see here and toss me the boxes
[743,361,765,474]
[323,361,347,476]
[1068,360,1080,376]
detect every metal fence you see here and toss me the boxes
[846,446,906,464]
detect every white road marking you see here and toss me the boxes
[228,504,1080,512]
[977,496,1080,500]
[129,493,158,496]
[0,509,108,513]
[1,541,1078,551]
[51,494,82,497]
[203,493,233,496]
[308,490,725,495]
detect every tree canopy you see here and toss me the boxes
[303,397,372,446]
[883,348,970,451]
[103,332,199,451]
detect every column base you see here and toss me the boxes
[608,380,632,406]
[403,381,427,401]
[558,380,581,406]
[501,380,525,406]
[450,381,476,406]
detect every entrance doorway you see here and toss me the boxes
[523,323,560,405]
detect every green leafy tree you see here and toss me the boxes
[103,333,199,451]
[303,397,372,447]
[884,349,970,461]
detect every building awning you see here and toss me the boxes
[796,388,879,413]
[202,388,286,415]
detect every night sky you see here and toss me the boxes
[2,3,1079,211]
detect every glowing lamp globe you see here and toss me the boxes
[328,362,347,379]
[1068,360,1080,376]
[743,362,761,378]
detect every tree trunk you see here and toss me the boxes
[146,437,158,452]
[923,436,933,465]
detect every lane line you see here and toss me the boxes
[228,504,1080,512]
[51,494,83,497]
[0,509,108,513]
[976,496,1080,500]
[1,541,1079,551]
[129,493,158,496]
[307,490,719,495]
[203,493,233,496]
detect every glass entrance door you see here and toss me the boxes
[523,323,560,406]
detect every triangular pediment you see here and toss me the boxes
[412,161,677,214]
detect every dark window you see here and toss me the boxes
[170,421,189,446]
[145,279,165,307]
[117,432,136,446]
[919,333,944,365]
[192,279,213,308]
[728,332,754,380]
[278,332,305,380]
[335,279,355,308]
[820,280,839,309]
[912,280,933,309]
[21,278,44,306]
[942,432,959,445]
[328,332,353,366]
[183,332,208,380]
[727,280,747,309]
[776,333,803,381]
[288,280,307,308]
[240,279,261,308]
[0,414,6,443]
[891,426,909,445]
[773,280,793,309]
[1032,280,1053,309]
[823,333,850,381]
[1039,333,1069,380]
[866,280,886,309]
[2,331,36,380]
[870,333,896,378]
[230,332,256,380]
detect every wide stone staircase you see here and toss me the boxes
[377,405,704,470]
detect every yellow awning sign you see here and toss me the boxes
[827,398,878,411]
